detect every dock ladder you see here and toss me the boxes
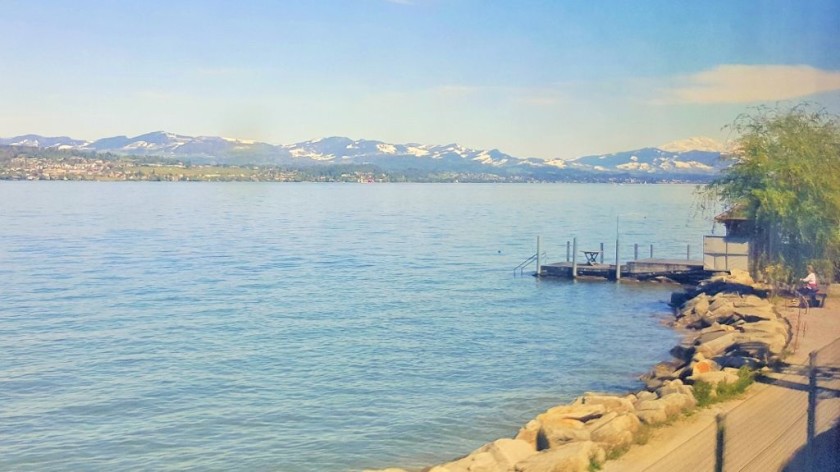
[514,251,547,277]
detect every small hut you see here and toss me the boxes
[703,206,751,272]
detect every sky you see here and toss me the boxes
[1,0,839,159]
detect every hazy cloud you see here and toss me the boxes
[661,65,840,104]
[432,85,482,98]
[511,87,570,107]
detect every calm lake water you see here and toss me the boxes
[0,182,711,471]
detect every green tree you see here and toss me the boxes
[704,104,840,281]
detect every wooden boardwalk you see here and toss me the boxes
[603,292,840,472]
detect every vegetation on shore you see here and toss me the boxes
[693,366,756,407]
[701,104,840,282]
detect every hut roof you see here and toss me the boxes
[715,204,749,222]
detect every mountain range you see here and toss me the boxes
[0,132,730,180]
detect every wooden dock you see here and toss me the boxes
[540,258,710,283]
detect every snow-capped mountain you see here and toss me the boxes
[1,131,728,179]
[0,134,89,150]
[86,131,278,159]
[566,147,726,175]
[280,137,516,165]
[658,136,728,153]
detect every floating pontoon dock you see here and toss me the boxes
[540,258,709,283]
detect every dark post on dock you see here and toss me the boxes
[614,216,621,280]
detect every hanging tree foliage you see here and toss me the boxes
[704,104,840,281]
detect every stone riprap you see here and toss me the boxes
[366,270,788,472]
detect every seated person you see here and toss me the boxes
[799,265,819,297]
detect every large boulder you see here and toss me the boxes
[538,419,590,449]
[689,370,739,386]
[587,412,641,449]
[635,390,658,403]
[695,331,739,358]
[691,358,720,376]
[732,294,770,308]
[659,393,696,415]
[678,292,710,318]
[669,342,696,362]
[539,403,607,423]
[728,269,755,286]
[516,404,606,448]
[573,393,635,414]
[725,341,774,364]
[739,319,788,338]
[733,305,778,322]
[634,400,669,425]
[699,322,736,335]
[692,295,711,316]
[636,392,694,421]
[514,441,605,472]
[647,360,685,380]
[656,379,694,398]
[703,269,754,287]
[736,320,789,355]
[433,438,537,472]
[713,354,763,369]
[707,301,738,324]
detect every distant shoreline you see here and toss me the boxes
[0,146,716,184]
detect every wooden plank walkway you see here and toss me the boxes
[602,292,840,471]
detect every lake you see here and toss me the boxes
[0,182,712,471]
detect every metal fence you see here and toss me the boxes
[645,337,840,472]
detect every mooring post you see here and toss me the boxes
[615,216,621,281]
[649,244,654,258]
[808,351,817,444]
[615,241,621,280]
[566,240,570,262]
[599,242,604,264]
[536,236,541,277]
[572,237,578,278]
[634,243,639,260]
[687,244,691,260]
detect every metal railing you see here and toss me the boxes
[514,251,547,277]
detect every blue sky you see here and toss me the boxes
[1,0,838,159]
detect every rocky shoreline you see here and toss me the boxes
[367,269,790,472]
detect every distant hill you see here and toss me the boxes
[564,147,726,176]
[0,132,728,181]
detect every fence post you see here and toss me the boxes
[715,413,726,472]
[650,244,654,259]
[572,237,578,278]
[634,243,638,260]
[808,351,817,444]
